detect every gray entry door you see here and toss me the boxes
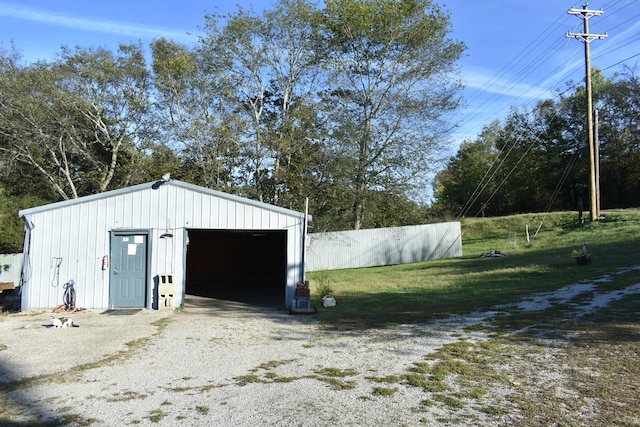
[110,232,148,308]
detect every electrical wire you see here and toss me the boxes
[457,10,577,134]
[458,0,638,139]
[451,0,639,218]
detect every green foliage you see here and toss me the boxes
[0,186,24,253]
[317,0,465,229]
[433,68,640,217]
[0,184,53,252]
[0,44,153,200]
[314,271,335,297]
[433,122,501,216]
[312,367,359,390]
[362,190,431,228]
[372,386,398,396]
[2,1,639,236]
[195,406,210,415]
[151,37,242,192]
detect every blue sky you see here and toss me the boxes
[1,0,638,154]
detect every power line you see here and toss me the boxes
[448,1,638,216]
[457,0,637,145]
[601,51,640,70]
[458,16,575,135]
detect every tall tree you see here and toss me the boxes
[201,8,270,201]
[200,0,325,205]
[528,99,577,211]
[317,0,465,229]
[0,44,153,199]
[558,70,612,211]
[492,107,548,214]
[260,0,324,208]
[433,70,640,217]
[58,44,154,194]
[151,38,241,190]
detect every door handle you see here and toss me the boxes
[113,267,119,275]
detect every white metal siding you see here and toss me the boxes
[0,253,22,287]
[305,222,462,272]
[19,181,306,310]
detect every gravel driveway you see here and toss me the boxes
[0,296,499,426]
[2,276,640,426]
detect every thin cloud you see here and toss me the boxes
[0,1,198,44]
[462,66,552,100]
[542,20,639,89]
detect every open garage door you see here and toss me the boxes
[185,229,287,307]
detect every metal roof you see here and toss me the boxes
[18,180,307,220]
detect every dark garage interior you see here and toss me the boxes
[185,229,287,306]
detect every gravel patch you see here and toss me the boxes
[1,304,497,426]
[2,272,640,426]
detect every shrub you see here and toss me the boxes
[314,271,334,297]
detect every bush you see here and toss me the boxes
[314,271,334,297]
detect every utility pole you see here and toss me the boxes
[594,109,600,216]
[566,3,607,221]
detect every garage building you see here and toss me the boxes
[18,179,308,310]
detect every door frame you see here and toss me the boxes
[109,229,152,309]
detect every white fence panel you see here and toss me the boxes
[305,222,461,272]
[4,222,462,284]
[0,253,23,288]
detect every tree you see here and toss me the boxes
[594,67,640,207]
[492,106,552,214]
[199,0,325,205]
[363,189,429,228]
[151,38,241,191]
[435,103,582,217]
[0,183,51,253]
[259,0,324,208]
[0,52,79,199]
[433,69,640,218]
[57,44,155,193]
[317,0,465,229]
[529,98,588,212]
[0,44,154,200]
[433,121,500,216]
[200,8,271,201]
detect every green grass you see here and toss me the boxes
[307,210,640,329]
[195,406,210,415]
[371,386,398,396]
[146,409,167,423]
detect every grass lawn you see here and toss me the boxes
[307,209,640,329]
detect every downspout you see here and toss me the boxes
[20,215,34,310]
[301,197,309,283]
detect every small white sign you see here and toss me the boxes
[128,244,137,256]
[134,235,144,244]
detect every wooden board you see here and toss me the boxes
[0,282,15,292]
